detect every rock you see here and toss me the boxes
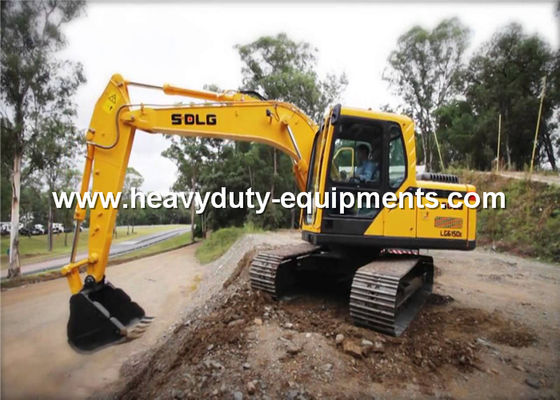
[227,313,241,323]
[203,359,224,370]
[286,341,302,355]
[242,362,251,370]
[284,322,294,329]
[361,339,374,355]
[247,381,257,395]
[286,389,307,400]
[286,390,299,400]
[525,377,541,389]
[343,340,363,358]
[233,391,243,400]
[322,363,333,371]
[305,333,311,338]
[476,337,496,350]
[373,341,385,353]
[207,344,214,351]
[172,389,185,399]
[228,318,245,327]
[254,318,263,326]
[335,334,344,345]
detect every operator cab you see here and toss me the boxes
[301,104,475,251]
[302,105,409,237]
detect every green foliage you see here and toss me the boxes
[109,232,192,264]
[384,18,470,171]
[231,33,346,228]
[0,225,184,267]
[458,171,560,263]
[195,224,262,264]
[1,0,86,155]
[1,0,86,267]
[236,33,347,122]
[117,167,144,231]
[434,23,559,171]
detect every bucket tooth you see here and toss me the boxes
[67,279,146,352]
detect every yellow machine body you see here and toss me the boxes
[62,74,476,350]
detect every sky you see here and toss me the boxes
[60,2,559,192]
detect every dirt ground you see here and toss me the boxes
[1,243,205,400]
[104,232,560,400]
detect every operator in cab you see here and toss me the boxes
[355,144,379,182]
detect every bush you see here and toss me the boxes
[458,171,560,263]
[195,223,262,264]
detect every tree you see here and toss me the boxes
[235,33,347,228]
[435,24,559,171]
[162,137,223,241]
[464,24,559,170]
[57,168,81,247]
[29,115,82,250]
[236,33,347,122]
[384,18,470,171]
[1,0,86,277]
[120,167,144,234]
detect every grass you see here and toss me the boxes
[1,231,194,289]
[195,224,262,264]
[109,232,193,263]
[0,224,187,269]
[457,170,560,263]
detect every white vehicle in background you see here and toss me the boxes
[31,224,46,235]
[52,223,65,234]
[1,222,11,236]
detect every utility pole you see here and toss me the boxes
[529,76,547,176]
[496,113,502,173]
[433,131,445,172]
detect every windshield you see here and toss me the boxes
[330,118,383,188]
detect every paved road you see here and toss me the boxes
[1,243,204,399]
[490,171,560,186]
[1,227,190,279]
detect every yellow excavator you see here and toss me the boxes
[62,74,476,351]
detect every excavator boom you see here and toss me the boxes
[63,74,317,351]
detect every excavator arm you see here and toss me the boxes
[63,74,318,351]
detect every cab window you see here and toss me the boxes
[388,124,406,189]
[329,119,383,187]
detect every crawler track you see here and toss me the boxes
[349,256,434,336]
[249,243,320,298]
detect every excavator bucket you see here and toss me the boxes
[67,279,152,352]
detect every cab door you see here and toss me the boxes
[382,127,415,238]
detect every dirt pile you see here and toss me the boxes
[116,250,541,400]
